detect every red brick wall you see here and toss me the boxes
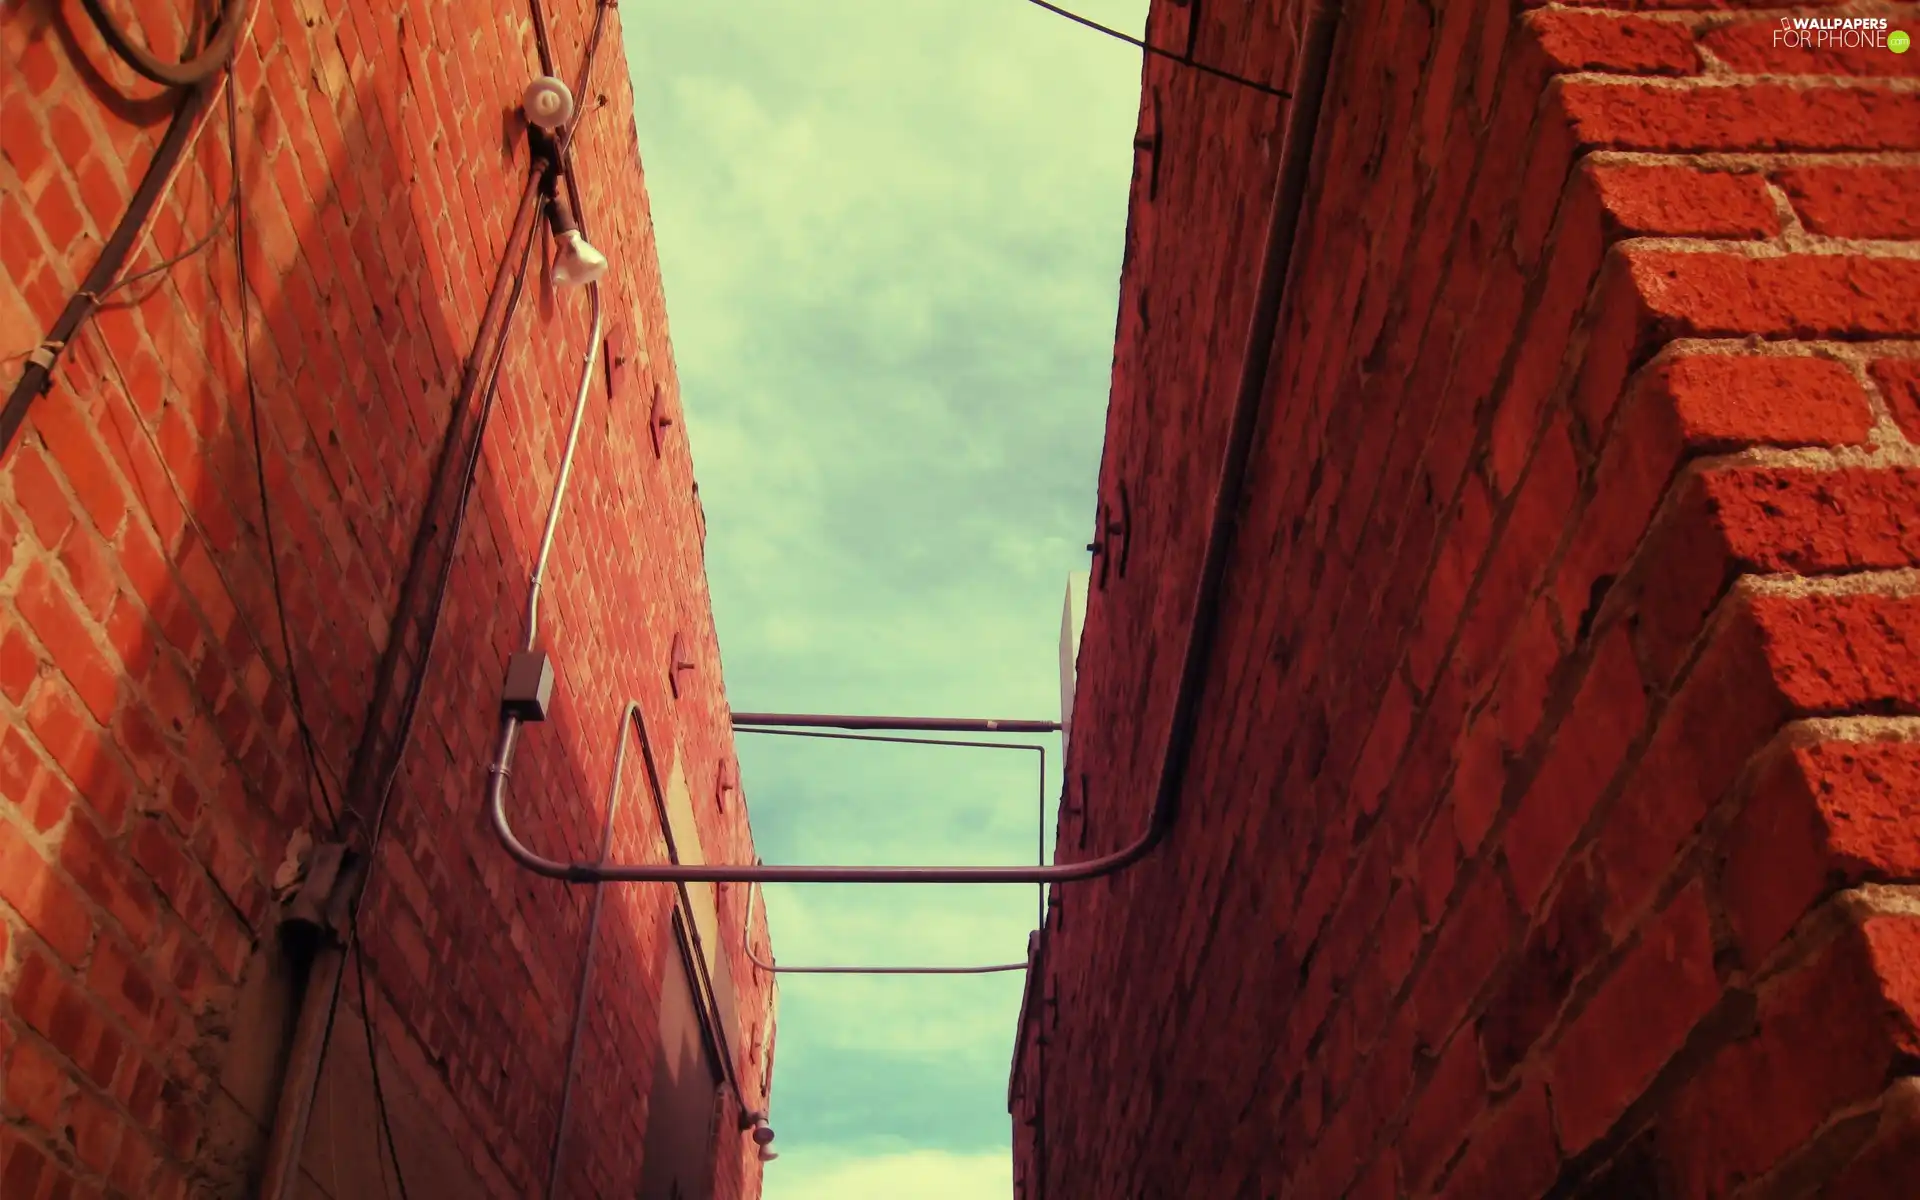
[1017,1,1920,1196]
[2,1,773,1197]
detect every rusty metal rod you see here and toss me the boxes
[732,727,1042,974]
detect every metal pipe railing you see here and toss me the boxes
[731,713,1060,734]
[485,0,1345,904]
[732,726,1042,974]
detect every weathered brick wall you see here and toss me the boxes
[1018,1,1920,1197]
[2,1,773,1196]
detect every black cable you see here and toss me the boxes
[97,186,235,304]
[226,66,405,1200]
[80,0,248,88]
[1021,0,1290,98]
[227,82,337,834]
[1,85,202,460]
[350,914,411,1200]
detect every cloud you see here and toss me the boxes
[619,0,1144,1183]
[763,1148,1013,1200]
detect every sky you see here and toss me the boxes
[620,1,1145,1194]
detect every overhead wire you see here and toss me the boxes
[4,0,243,459]
[1021,0,1291,98]
[224,64,410,1199]
[79,0,248,87]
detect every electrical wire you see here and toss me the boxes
[226,81,335,836]
[4,0,246,460]
[80,0,248,88]
[226,62,409,1199]
[2,85,204,458]
[0,188,232,369]
[97,186,236,304]
[1021,0,1291,98]
[350,912,411,1200]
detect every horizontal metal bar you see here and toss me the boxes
[734,727,1043,753]
[489,706,1144,883]
[730,712,1061,734]
[730,728,1047,974]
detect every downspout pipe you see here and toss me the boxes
[487,0,1343,886]
[1016,5,1345,1195]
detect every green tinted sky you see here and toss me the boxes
[622,0,1145,1193]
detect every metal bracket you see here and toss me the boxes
[604,329,626,401]
[715,756,735,813]
[649,382,674,457]
[282,842,352,943]
[668,631,695,698]
[1065,772,1091,851]
[1086,479,1131,590]
[1134,87,1162,201]
[1181,0,1202,62]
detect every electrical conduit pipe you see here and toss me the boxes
[486,0,1346,889]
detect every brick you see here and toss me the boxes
[1586,162,1778,239]
[1623,250,1920,341]
[1660,354,1872,450]
[1774,166,1920,241]
[0,621,42,704]
[31,385,128,538]
[1694,465,1920,575]
[14,562,119,725]
[33,173,86,252]
[1661,915,1920,1198]
[1398,1031,1488,1191]
[1596,597,1785,928]
[1701,20,1920,80]
[1526,10,1699,75]
[8,439,78,550]
[3,1036,67,1132]
[1750,588,1920,715]
[0,821,94,966]
[1436,1079,1560,1200]
[1411,867,1518,1048]
[1503,628,1647,909]
[1871,358,1920,445]
[1823,1081,1920,1200]
[1455,420,1579,692]
[1722,739,1920,966]
[1557,81,1920,153]
[1481,856,1608,1085]
[1548,883,1719,1152]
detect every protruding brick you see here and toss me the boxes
[1557,81,1920,153]
[1526,11,1700,75]
[1722,738,1920,965]
[1660,915,1920,1199]
[1870,358,1920,445]
[1655,354,1874,450]
[1774,166,1920,241]
[1586,163,1778,238]
[1623,250,1920,341]
[1701,21,1920,80]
